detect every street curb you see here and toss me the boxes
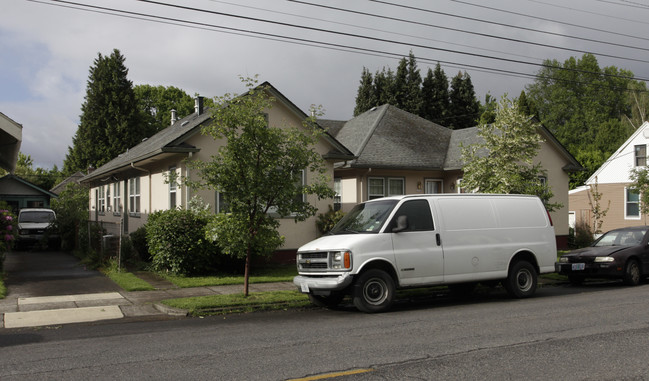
[153,302,189,317]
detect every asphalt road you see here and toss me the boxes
[2,279,649,380]
[3,249,120,298]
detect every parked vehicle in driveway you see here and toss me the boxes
[294,194,557,313]
[556,226,649,286]
[16,208,59,250]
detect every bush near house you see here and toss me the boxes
[146,209,223,276]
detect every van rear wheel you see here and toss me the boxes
[352,269,395,313]
[504,260,537,298]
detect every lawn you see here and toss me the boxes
[160,265,297,288]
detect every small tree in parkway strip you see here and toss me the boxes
[190,77,335,296]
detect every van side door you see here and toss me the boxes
[388,199,444,286]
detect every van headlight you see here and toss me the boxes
[331,251,352,270]
[559,257,569,263]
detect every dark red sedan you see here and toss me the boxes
[556,226,649,286]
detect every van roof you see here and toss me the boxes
[366,194,540,202]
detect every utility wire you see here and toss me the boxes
[449,0,649,43]
[525,0,649,26]
[28,0,649,93]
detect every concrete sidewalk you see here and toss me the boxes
[0,282,296,329]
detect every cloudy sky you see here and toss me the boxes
[2,0,649,170]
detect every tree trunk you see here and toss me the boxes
[244,247,251,297]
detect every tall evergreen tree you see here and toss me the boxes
[64,49,142,174]
[353,67,376,116]
[393,57,408,110]
[420,63,450,125]
[373,67,396,106]
[404,51,422,115]
[449,71,480,129]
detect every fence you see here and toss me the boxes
[87,219,123,270]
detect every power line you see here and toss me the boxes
[525,0,649,26]
[450,0,649,43]
[28,0,649,94]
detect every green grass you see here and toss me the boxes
[0,274,6,299]
[102,267,155,292]
[161,290,311,316]
[161,265,297,288]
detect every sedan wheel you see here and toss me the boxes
[623,259,641,286]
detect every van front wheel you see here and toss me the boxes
[504,260,537,298]
[353,269,395,313]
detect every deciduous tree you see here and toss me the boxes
[191,77,335,296]
[461,95,561,211]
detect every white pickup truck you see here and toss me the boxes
[294,194,557,313]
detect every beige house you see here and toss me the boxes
[323,105,582,249]
[570,121,649,233]
[80,83,353,260]
[0,112,22,173]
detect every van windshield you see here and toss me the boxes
[19,211,55,223]
[329,200,398,234]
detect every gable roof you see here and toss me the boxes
[50,171,86,195]
[586,120,649,184]
[0,174,58,198]
[81,82,353,183]
[333,105,453,170]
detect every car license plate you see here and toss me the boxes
[572,263,585,271]
[301,283,309,293]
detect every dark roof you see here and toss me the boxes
[81,82,353,183]
[334,105,583,172]
[335,105,453,170]
[317,119,346,137]
[50,171,86,195]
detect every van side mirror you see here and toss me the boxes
[392,215,408,233]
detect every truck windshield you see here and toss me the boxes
[330,200,398,234]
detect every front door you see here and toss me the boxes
[389,199,444,286]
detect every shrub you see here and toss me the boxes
[129,226,150,262]
[146,209,221,275]
[51,183,89,251]
[0,205,16,272]
[316,205,345,235]
[573,219,594,248]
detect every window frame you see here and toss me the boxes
[128,177,141,216]
[625,187,641,220]
[635,145,647,167]
[113,182,121,215]
[97,185,105,214]
[169,166,177,209]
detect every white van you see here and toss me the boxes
[294,194,556,312]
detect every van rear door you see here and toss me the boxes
[388,199,444,286]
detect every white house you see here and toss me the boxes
[570,121,649,232]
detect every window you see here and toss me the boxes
[294,170,305,204]
[387,200,434,232]
[169,167,177,209]
[113,182,121,214]
[216,192,230,213]
[368,177,404,199]
[106,185,111,212]
[368,178,385,200]
[626,188,640,219]
[98,186,105,213]
[636,145,647,167]
[334,178,342,211]
[129,177,140,214]
[425,179,443,194]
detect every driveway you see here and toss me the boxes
[3,249,121,298]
